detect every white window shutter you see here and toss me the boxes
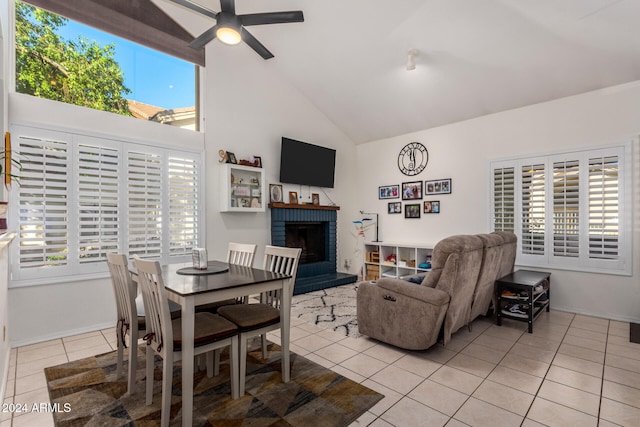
[552,159,580,258]
[127,150,162,259]
[168,156,200,257]
[588,155,619,260]
[16,132,70,270]
[492,167,515,232]
[77,143,121,263]
[521,163,545,256]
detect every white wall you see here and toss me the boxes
[356,81,640,323]
[199,45,359,271]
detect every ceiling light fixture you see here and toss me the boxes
[406,49,418,71]
[216,14,242,45]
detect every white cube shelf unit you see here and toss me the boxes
[220,163,265,212]
[364,242,434,280]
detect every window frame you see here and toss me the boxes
[9,123,205,287]
[489,142,632,276]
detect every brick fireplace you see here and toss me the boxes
[270,204,357,295]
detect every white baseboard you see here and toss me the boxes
[10,322,114,349]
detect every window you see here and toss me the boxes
[10,124,203,285]
[490,144,631,275]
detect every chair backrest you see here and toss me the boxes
[469,233,504,322]
[133,257,173,357]
[422,234,484,344]
[227,242,257,267]
[492,231,517,279]
[262,245,302,305]
[106,252,138,334]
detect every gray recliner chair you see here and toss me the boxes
[357,234,484,350]
[469,233,504,324]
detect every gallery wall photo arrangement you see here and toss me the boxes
[379,184,400,199]
[425,178,451,195]
[402,181,423,200]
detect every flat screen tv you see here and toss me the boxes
[279,137,336,188]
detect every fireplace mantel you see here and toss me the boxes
[268,203,340,211]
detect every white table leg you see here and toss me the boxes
[281,279,290,383]
[181,298,195,427]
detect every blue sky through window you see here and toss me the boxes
[57,21,196,110]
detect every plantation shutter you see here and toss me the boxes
[492,166,515,231]
[552,159,580,258]
[588,155,619,260]
[521,163,545,256]
[77,142,120,263]
[127,150,162,259]
[168,156,199,257]
[17,130,70,269]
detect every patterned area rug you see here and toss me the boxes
[45,341,382,426]
[291,283,360,337]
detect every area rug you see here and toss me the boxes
[291,283,360,338]
[45,341,382,426]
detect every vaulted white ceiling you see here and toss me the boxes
[158,0,640,144]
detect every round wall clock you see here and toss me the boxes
[398,142,428,176]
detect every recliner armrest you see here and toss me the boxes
[369,278,449,306]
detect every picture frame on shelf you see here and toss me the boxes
[254,156,262,168]
[424,201,440,213]
[226,151,237,164]
[402,181,423,200]
[379,184,399,199]
[312,193,320,205]
[269,184,283,203]
[405,203,421,218]
[425,178,451,195]
[289,191,298,204]
[388,202,401,214]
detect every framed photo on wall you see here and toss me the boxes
[425,178,451,195]
[405,204,421,218]
[388,202,401,214]
[424,200,440,213]
[402,181,423,200]
[312,193,320,205]
[289,191,298,204]
[379,184,400,199]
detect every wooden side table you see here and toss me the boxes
[496,270,551,333]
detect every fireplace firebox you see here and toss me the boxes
[285,222,326,264]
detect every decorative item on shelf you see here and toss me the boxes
[218,149,228,163]
[192,248,208,270]
[379,185,400,199]
[402,181,423,200]
[360,210,380,242]
[386,254,397,264]
[289,191,298,204]
[250,198,261,208]
[225,151,237,164]
[251,188,261,197]
[238,155,262,168]
[250,177,259,185]
[312,193,320,205]
[269,184,283,203]
[425,178,452,195]
[241,198,250,207]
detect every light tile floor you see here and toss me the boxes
[2,310,640,426]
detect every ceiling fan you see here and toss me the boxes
[170,0,304,59]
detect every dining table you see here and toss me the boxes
[131,260,291,427]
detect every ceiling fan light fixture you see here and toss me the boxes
[216,26,242,45]
[216,14,242,45]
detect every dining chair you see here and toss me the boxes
[106,252,142,396]
[133,257,240,427]
[196,242,258,313]
[217,245,301,396]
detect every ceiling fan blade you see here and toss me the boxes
[169,0,218,19]
[241,28,274,59]
[220,0,236,14]
[240,11,304,26]
[189,25,218,49]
